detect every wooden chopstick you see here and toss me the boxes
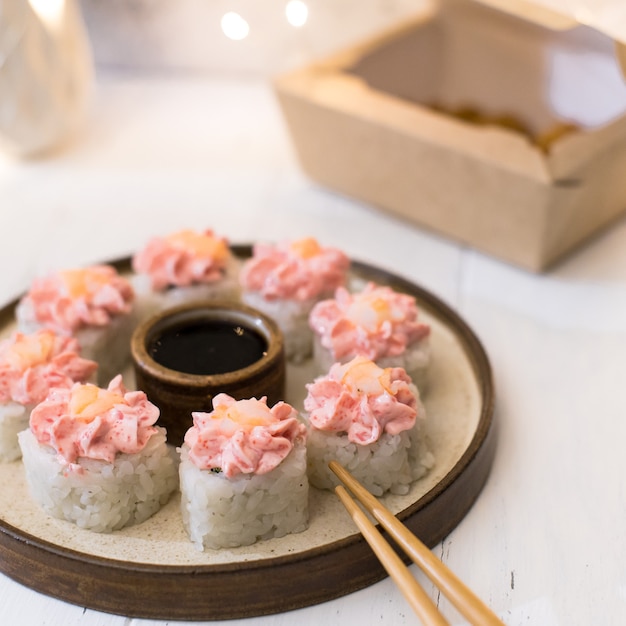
[335,484,450,626]
[330,461,506,626]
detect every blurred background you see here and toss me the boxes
[2,0,623,158]
[78,0,427,76]
[0,0,429,157]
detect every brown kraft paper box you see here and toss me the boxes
[274,0,626,271]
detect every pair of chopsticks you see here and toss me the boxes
[329,461,505,626]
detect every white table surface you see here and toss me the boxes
[1,74,626,626]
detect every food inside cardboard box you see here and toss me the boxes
[347,0,626,152]
[425,103,578,152]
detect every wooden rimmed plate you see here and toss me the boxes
[0,247,496,620]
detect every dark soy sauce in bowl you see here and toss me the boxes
[131,300,285,445]
[149,320,267,375]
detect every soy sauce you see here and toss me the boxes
[149,320,267,375]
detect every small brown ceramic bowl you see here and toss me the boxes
[131,300,285,446]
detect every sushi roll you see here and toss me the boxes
[131,228,240,318]
[18,375,178,532]
[0,330,97,462]
[179,393,308,550]
[240,237,349,363]
[309,282,431,390]
[15,265,136,386]
[303,356,433,496]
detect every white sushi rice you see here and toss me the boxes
[241,292,316,364]
[312,334,431,393]
[18,427,178,533]
[76,312,138,386]
[306,418,434,497]
[0,402,29,462]
[131,259,242,321]
[15,299,137,387]
[179,441,309,550]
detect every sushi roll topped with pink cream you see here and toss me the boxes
[29,376,160,467]
[309,282,431,388]
[304,356,419,445]
[240,237,349,362]
[240,237,348,302]
[303,356,433,496]
[16,265,136,386]
[0,330,97,462]
[0,330,97,407]
[131,229,240,316]
[17,265,134,335]
[179,393,309,550]
[133,229,233,291]
[18,375,178,532]
[184,393,306,478]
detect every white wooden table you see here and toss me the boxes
[1,74,625,626]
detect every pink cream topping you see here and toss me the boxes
[239,237,349,301]
[29,375,159,466]
[304,356,419,445]
[309,282,430,360]
[0,330,97,406]
[22,265,134,334]
[132,229,231,290]
[184,393,306,478]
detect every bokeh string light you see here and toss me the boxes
[221,1,308,40]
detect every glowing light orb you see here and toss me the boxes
[286,1,308,28]
[28,0,65,27]
[221,12,250,41]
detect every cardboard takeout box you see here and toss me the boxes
[274,0,626,271]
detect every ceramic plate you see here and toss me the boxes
[0,247,496,619]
